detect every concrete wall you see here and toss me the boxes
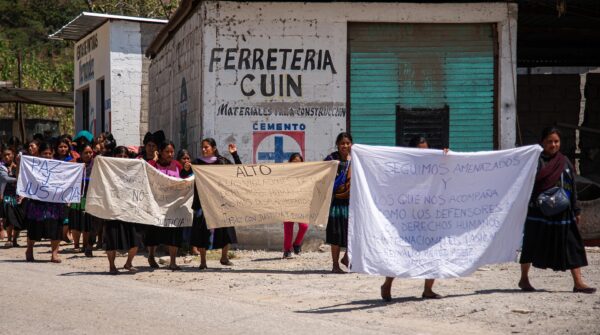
[140,23,166,144]
[148,12,203,156]
[74,22,110,134]
[148,1,518,250]
[109,21,144,146]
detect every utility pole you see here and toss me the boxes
[16,51,26,142]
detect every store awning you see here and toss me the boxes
[0,87,73,108]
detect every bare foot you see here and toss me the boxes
[518,280,536,292]
[148,257,159,269]
[331,267,346,274]
[381,284,392,302]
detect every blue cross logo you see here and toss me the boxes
[257,135,294,163]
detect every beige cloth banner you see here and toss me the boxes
[86,156,194,227]
[192,161,338,229]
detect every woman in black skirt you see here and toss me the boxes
[147,140,186,271]
[191,138,240,270]
[518,127,596,294]
[25,143,65,262]
[324,132,352,273]
[103,146,143,274]
[1,146,24,248]
[69,142,95,257]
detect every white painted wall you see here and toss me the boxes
[201,1,518,161]
[74,22,110,135]
[110,21,143,146]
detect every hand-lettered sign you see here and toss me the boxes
[192,161,338,229]
[17,155,85,203]
[348,144,542,278]
[85,156,194,227]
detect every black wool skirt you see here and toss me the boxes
[142,225,184,248]
[27,219,63,241]
[190,214,237,249]
[3,198,26,230]
[326,199,349,248]
[103,220,143,251]
[68,209,93,233]
[520,207,588,271]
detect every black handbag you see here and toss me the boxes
[536,173,570,217]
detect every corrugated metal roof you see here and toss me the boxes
[0,87,73,108]
[49,12,167,41]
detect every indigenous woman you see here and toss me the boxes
[25,143,64,262]
[177,149,195,254]
[191,138,240,269]
[103,146,143,274]
[518,127,596,294]
[380,135,445,302]
[1,146,24,248]
[324,132,352,273]
[54,137,74,243]
[147,140,185,271]
[282,153,309,259]
[27,139,40,157]
[69,142,95,257]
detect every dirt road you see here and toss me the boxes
[1,239,599,334]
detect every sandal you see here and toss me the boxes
[169,264,181,271]
[50,258,62,264]
[198,264,208,270]
[109,268,119,275]
[422,293,443,299]
[123,266,138,273]
[220,259,234,266]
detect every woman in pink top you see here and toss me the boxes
[147,141,185,270]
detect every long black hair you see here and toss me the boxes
[408,135,428,148]
[540,126,561,142]
[288,152,304,162]
[113,146,131,158]
[335,132,353,146]
[201,137,220,157]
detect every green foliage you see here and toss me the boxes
[0,0,180,135]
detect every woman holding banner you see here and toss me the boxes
[25,142,64,263]
[325,132,352,274]
[147,140,185,271]
[518,127,596,294]
[103,146,143,274]
[380,136,445,301]
[55,136,74,243]
[69,142,95,257]
[1,146,24,248]
[190,138,240,270]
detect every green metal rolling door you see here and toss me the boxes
[349,23,496,151]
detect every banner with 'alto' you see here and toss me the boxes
[85,156,194,227]
[192,161,338,229]
[349,144,543,278]
[17,155,84,203]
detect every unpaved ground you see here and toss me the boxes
[1,236,599,335]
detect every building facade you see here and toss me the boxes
[51,13,166,145]
[147,1,517,161]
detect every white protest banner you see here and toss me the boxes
[349,144,542,278]
[85,156,194,227]
[192,161,338,229]
[17,155,84,203]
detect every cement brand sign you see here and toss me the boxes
[203,3,346,163]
